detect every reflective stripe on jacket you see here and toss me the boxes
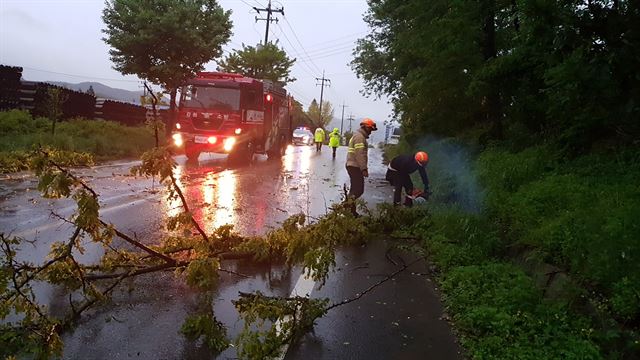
[329,132,340,147]
[346,128,368,170]
[314,128,325,142]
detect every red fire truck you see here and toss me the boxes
[171,72,291,162]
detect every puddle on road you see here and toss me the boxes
[161,145,321,236]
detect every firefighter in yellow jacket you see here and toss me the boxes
[345,118,377,216]
[314,127,325,152]
[328,128,341,159]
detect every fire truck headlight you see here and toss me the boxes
[223,137,236,152]
[172,133,183,147]
[175,123,181,130]
[234,128,242,135]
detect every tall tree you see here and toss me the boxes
[217,42,296,84]
[354,0,640,149]
[102,0,232,122]
[306,99,334,128]
[352,0,483,137]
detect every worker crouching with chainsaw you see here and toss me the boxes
[386,151,431,206]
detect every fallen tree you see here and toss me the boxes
[0,147,424,359]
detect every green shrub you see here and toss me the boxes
[472,143,640,322]
[442,263,602,359]
[477,146,559,218]
[0,109,49,135]
[0,110,158,167]
[417,206,502,270]
[406,139,638,357]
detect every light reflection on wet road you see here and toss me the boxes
[0,145,397,359]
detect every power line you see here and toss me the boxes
[286,38,358,59]
[238,0,259,8]
[269,26,316,78]
[287,85,312,105]
[282,16,323,74]
[271,24,318,78]
[305,31,366,49]
[253,0,284,44]
[315,71,331,126]
[296,45,355,62]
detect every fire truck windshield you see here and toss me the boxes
[181,85,240,111]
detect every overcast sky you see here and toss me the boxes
[0,0,393,140]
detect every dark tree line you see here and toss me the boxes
[352,0,640,152]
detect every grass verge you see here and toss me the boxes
[384,139,640,359]
[0,110,159,173]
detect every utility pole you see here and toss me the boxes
[347,114,355,132]
[315,70,331,127]
[254,0,284,44]
[340,102,348,135]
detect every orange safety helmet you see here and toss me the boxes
[415,151,429,166]
[360,118,377,131]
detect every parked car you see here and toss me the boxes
[292,127,314,146]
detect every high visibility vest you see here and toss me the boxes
[346,128,368,170]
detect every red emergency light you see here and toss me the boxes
[265,93,273,102]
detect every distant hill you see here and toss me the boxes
[48,81,144,104]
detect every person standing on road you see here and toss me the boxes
[314,127,325,152]
[385,151,430,206]
[345,118,377,216]
[328,128,341,159]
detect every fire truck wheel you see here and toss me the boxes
[267,136,286,160]
[185,145,200,162]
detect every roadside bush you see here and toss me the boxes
[477,145,558,217]
[442,263,602,359]
[391,138,640,357]
[0,110,158,166]
[491,158,640,322]
[417,206,502,271]
[0,109,50,135]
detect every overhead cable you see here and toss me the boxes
[272,24,319,77]
[281,16,323,74]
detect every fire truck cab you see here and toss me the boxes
[172,72,291,163]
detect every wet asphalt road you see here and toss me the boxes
[0,145,462,359]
